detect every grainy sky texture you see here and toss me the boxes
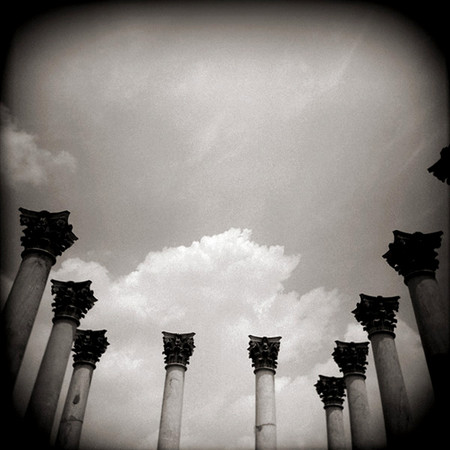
[1,2,448,449]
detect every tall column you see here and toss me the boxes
[315,375,346,450]
[248,335,281,450]
[0,208,77,390]
[56,329,109,450]
[157,331,195,450]
[25,280,96,443]
[353,294,412,443]
[383,230,448,398]
[332,341,373,450]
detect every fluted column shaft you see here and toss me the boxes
[157,332,195,450]
[56,330,109,450]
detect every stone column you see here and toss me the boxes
[353,294,412,443]
[315,375,346,450]
[248,335,281,450]
[25,280,96,443]
[0,208,77,391]
[56,329,109,450]
[332,341,373,450]
[157,331,195,450]
[383,230,448,398]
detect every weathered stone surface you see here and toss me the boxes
[344,374,374,449]
[56,329,108,449]
[325,405,346,450]
[158,365,186,450]
[255,369,277,450]
[158,332,195,450]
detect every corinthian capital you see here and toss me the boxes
[19,208,78,262]
[352,294,399,337]
[72,329,109,368]
[248,335,281,373]
[332,341,369,377]
[50,280,97,325]
[162,332,195,369]
[315,375,345,408]
[427,146,449,184]
[383,230,443,282]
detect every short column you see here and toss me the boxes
[383,230,448,398]
[315,375,346,450]
[353,294,412,443]
[333,341,373,450]
[56,329,109,450]
[157,332,195,450]
[25,280,97,443]
[0,208,77,390]
[248,335,281,450]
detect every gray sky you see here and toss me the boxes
[1,2,448,449]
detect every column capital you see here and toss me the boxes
[315,375,346,409]
[248,335,281,373]
[162,331,195,369]
[332,341,369,377]
[72,329,109,368]
[352,294,399,337]
[382,230,443,283]
[19,208,78,263]
[50,280,97,325]
[427,146,449,184]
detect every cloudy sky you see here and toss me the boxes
[1,2,448,449]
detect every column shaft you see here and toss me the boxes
[1,252,53,388]
[370,333,411,441]
[325,406,346,450]
[157,365,186,450]
[25,318,77,440]
[56,363,94,450]
[344,374,372,450]
[406,275,448,396]
[255,369,276,450]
